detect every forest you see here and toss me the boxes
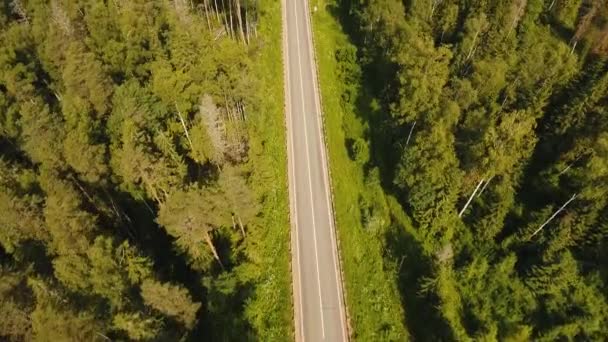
[314,0,608,340]
[0,0,292,340]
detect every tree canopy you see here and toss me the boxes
[325,0,608,339]
[0,0,280,340]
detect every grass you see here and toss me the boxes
[241,0,293,339]
[309,0,412,340]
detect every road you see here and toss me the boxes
[282,0,348,340]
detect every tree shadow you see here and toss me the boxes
[498,57,608,247]
[384,213,453,341]
[191,223,256,340]
[325,2,401,190]
[323,2,450,339]
[193,272,256,342]
[121,194,256,340]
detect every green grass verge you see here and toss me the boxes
[242,0,293,340]
[310,0,411,340]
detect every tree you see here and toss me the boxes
[0,268,33,341]
[157,186,230,267]
[29,278,104,342]
[54,235,154,309]
[140,279,201,329]
[0,160,47,252]
[86,236,131,308]
[198,94,227,166]
[391,26,452,124]
[218,166,259,238]
[0,0,271,339]
[109,83,187,202]
[112,312,161,340]
[59,42,112,182]
[394,99,463,249]
[18,100,66,169]
[39,169,96,255]
[526,251,608,340]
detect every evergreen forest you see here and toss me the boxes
[3,0,608,341]
[0,0,292,340]
[313,0,608,340]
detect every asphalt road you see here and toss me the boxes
[282,0,348,340]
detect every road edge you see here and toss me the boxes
[302,0,352,340]
[281,0,303,340]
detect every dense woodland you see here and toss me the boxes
[0,0,291,340]
[327,0,608,340]
[3,0,608,340]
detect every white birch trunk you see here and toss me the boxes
[405,121,416,148]
[459,179,485,217]
[238,215,245,238]
[530,194,577,238]
[465,30,480,61]
[204,231,224,269]
[477,176,493,198]
[176,105,195,152]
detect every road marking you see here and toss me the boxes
[282,0,305,339]
[301,0,348,339]
[293,0,326,338]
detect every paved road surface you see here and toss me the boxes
[282,0,348,340]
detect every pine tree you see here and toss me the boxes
[140,279,201,329]
[158,186,231,268]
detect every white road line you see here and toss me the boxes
[302,0,348,339]
[282,0,305,339]
[293,0,326,338]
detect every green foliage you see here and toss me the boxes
[29,278,104,342]
[316,0,608,339]
[350,137,370,165]
[112,312,161,341]
[312,1,410,339]
[140,279,201,329]
[0,268,33,341]
[553,0,583,29]
[0,160,46,252]
[158,186,229,267]
[0,0,291,339]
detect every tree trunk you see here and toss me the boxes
[213,0,220,22]
[253,0,258,38]
[530,194,578,238]
[477,176,493,198]
[176,104,195,152]
[221,0,231,38]
[559,155,584,176]
[570,40,578,55]
[245,5,250,44]
[235,0,246,43]
[465,29,480,61]
[223,92,232,121]
[203,0,211,30]
[228,0,235,39]
[204,231,224,269]
[458,179,485,217]
[429,0,437,19]
[238,215,246,238]
[405,121,416,148]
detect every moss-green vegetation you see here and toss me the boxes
[0,0,291,340]
[244,0,293,339]
[314,0,608,341]
[311,1,411,340]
